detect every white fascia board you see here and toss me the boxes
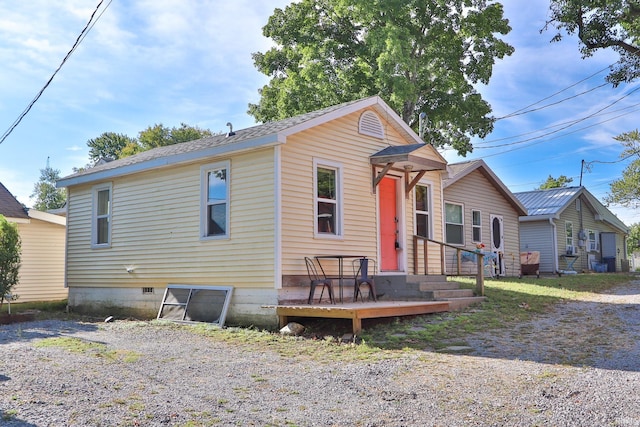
[6,217,30,224]
[28,209,66,226]
[58,135,282,188]
[519,214,558,222]
[279,97,381,138]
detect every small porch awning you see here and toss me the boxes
[369,143,447,196]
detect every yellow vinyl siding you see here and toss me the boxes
[280,110,446,276]
[14,219,67,302]
[66,149,276,289]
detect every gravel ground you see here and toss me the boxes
[1,281,640,426]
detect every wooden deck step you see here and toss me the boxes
[443,296,486,311]
[430,288,475,299]
[276,301,450,335]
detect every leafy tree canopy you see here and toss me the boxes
[87,132,138,163]
[30,164,66,211]
[86,123,214,164]
[546,0,640,85]
[138,123,214,150]
[537,174,574,190]
[604,129,640,207]
[249,0,514,155]
[628,222,640,255]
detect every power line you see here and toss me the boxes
[475,101,640,145]
[495,64,613,119]
[475,85,640,151]
[0,0,109,146]
[496,82,609,120]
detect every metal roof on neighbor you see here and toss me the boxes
[369,143,447,171]
[0,182,29,219]
[514,187,581,216]
[515,186,629,233]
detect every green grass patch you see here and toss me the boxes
[0,299,68,315]
[33,336,142,362]
[359,273,634,350]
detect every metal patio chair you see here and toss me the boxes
[352,257,378,302]
[305,257,335,304]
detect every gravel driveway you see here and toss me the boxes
[2,280,640,426]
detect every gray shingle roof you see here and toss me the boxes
[445,159,527,215]
[59,97,371,185]
[0,182,29,219]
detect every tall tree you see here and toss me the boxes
[31,162,66,211]
[0,215,21,310]
[87,132,139,163]
[537,175,574,190]
[545,0,640,85]
[250,0,514,155]
[138,123,214,150]
[604,130,640,207]
[627,223,640,255]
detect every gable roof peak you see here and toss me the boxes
[0,182,29,219]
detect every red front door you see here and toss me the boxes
[379,177,398,271]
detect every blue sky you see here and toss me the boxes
[0,1,638,226]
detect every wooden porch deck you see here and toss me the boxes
[276,300,450,335]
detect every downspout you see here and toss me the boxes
[550,218,559,273]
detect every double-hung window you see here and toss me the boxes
[472,210,482,243]
[415,184,430,238]
[314,159,342,237]
[588,230,599,252]
[201,162,229,239]
[92,183,112,248]
[445,202,464,245]
[565,221,573,247]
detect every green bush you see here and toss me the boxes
[0,215,21,311]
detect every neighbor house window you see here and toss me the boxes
[92,183,112,248]
[415,184,431,238]
[565,221,573,247]
[314,159,342,237]
[445,202,463,245]
[201,162,229,239]
[472,210,482,243]
[588,230,599,252]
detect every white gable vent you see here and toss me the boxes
[359,111,385,139]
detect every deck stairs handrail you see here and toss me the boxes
[413,236,485,296]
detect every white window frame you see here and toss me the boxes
[200,161,230,240]
[414,183,432,239]
[565,221,574,247]
[91,183,112,249]
[314,158,343,239]
[444,202,464,245]
[588,229,599,252]
[472,209,482,243]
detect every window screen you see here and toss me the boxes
[157,285,233,327]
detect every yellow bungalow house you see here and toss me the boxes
[57,96,456,327]
[0,182,67,303]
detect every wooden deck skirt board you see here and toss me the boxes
[275,301,450,334]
